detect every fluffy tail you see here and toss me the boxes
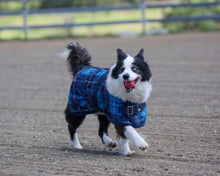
[61,42,92,76]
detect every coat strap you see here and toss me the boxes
[119,104,145,116]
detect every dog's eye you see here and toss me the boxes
[119,66,125,74]
[132,66,138,72]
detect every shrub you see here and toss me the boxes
[163,0,220,32]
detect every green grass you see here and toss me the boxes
[0,9,163,40]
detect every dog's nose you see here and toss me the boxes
[123,74,129,80]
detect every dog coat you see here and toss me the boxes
[68,67,147,128]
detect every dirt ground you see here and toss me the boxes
[0,32,219,176]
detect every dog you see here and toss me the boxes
[62,42,152,155]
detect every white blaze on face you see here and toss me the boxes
[120,56,140,93]
[119,56,137,81]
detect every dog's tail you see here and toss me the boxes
[61,42,92,76]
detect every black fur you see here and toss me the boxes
[65,42,118,149]
[66,42,91,76]
[98,114,110,143]
[65,105,86,141]
[98,114,116,148]
[133,58,152,82]
[111,49,127,79]
[115,125,126,139]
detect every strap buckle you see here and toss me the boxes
[127,106,134,115]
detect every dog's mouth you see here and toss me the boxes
[123,77,140,93]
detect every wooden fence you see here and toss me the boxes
[0,0,220,39]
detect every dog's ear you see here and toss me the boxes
[117,48,127,61]
[136,48,145,60]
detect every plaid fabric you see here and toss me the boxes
[68,67,147,128]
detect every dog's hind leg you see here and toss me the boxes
[65,105,86,149]
[98,114,117,148]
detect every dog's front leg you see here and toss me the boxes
[120,138,135,155]
[124,126,149,150]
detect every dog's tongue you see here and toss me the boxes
[124,80,136,90]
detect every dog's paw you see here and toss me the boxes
[135,138,149,151]
[138,143,149,151]
[136,141,149,151]
[71,141,83,149]
[103,133,117,149]
[107,141,117,148]
[121,150,135,156]
[71,144,83,149]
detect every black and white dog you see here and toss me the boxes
[62,42,152,155]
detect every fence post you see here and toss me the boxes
[22,0,28,40]
[141,0,147,34]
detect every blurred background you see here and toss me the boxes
[0,0,220,40]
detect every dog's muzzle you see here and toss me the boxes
[123,77,139,93]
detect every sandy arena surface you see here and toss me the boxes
[0,32,219,176]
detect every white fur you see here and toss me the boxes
[59,49,71,60]
[124,126,149,150]
[71,133,82,149]
[119,56,138,81]
[103,133,117,148]
[120,138,134,155]
[106,56,152,103]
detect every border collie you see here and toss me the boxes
[62,42,152,155]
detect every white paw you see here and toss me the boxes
[107,141,117,148]
[124,126,149,151]
[120,138,135,156]
[136,139,149,151]
[103,133,117,148]
[121,150,135,156]
[71,141,83,149]
[71,133,82,149]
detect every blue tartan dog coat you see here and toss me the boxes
[68,67,147,128]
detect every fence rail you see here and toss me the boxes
[0,0,220,39]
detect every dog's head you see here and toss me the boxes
[106,49,152,103]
